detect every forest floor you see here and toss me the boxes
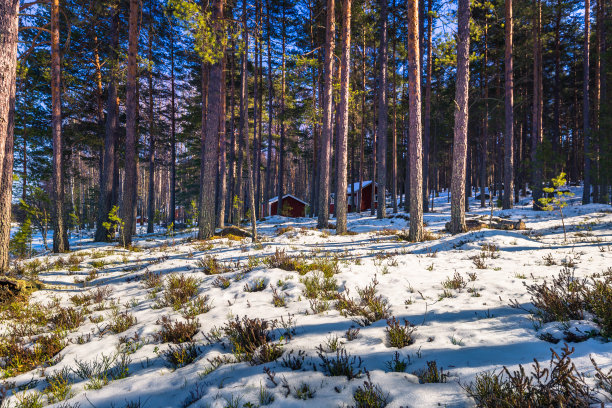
[2,187,612,408]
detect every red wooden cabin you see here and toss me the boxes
[330,181,379,213]
[266,194,309,217]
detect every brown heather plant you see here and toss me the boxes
[336,277,390,326]
[155,315,200,343]
[222,316,282,364]
[197,256,230,275]
[160,274,200,310]
[385,317,416,348]
[464,345,596,408]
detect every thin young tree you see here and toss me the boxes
[0,0,19,271]
[122,0,140,246]
[317,0,335,229]
[377,0,388,219]
[199,0,225,239]
[407,0,423,241]
[502,0,514,209]
[448,0,470,233]
[51,0,69,252]
[336,0,352,234]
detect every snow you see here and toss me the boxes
[3,186,612,407]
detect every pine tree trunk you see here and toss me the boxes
[407,0,424,241]
[122,0,140,246]
[147,10,155,234]
[336,0,352,234]
[51,0,69,252]
[502,0,514,209]
[480,19,488,209]
[582,0,591,204]
[277,7,287,216]
[377,0,388,219]
[0,0,18,271]
[318,0,335,228]
[423,0,432,212]
[449,0,470,234]
[217,57,227,228]
[532,0,544,209]
[199,0,225,239]
[241,0,258,239]
[264,0,273,217]
[169,21,177,227]
[95,5,119,242]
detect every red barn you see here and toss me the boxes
[331,181,379,213]
[266,195,309,217]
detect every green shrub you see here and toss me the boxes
[351,372,389,408]
[163,343,201,369]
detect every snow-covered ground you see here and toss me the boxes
[2,187,612,407]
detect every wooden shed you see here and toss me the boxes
[266,194,309,217]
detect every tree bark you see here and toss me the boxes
[169,20,177,227]
[277,6,287,215]
[264,0,273,217]
[423,0,432,212]
[318,0,335,228]
[147,7,156,234]
[532,0,544,209]
[377,0,388,219]
[449,0,470,234]
[407,0,424,241]
[217,57,227,228]
[336,0,352,234]
[0,0,18,271]
[51,0,69,252]
[121,0,140,246]
[241,0,258,239]
[95,4,119,242]
[199,0,225,239]
[502,0,514,209]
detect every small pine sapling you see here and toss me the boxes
[538,172,574,242]
[102,206,125,246]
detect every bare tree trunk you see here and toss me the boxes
[502,0,514,209]
[318,0,335,228]
[51,0,68,252]
[95,4,119,242]
[377,0,388,219]
[122,0,140,246]
[217,57,227,228]
[359,34,366,213]
[423,0,432,212]
[0,0,18,271]
[264,0,273,217]
[241,0,258,239]
[532,0,544,209]
[199,0,225,239]
[147,7,156,234]
[336,0,352,234]
[449,0,470,234]
[169,20,177,228]
[582,0,591,204]
[407,0,423,241]
[480,18,488,208]
[277,5,287,215]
